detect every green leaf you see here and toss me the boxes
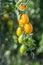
[37,34,43,53]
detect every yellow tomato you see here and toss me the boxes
[20,45,26,54]
[24,23,33,34]
[19,3,27,11]
[16,27,23,36]
[18,19,25,27]
[21,14,29,24]
[2,13,9,20]
[18,18,29,27]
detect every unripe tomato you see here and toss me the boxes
[18,34,24,44]
[7,20,14,31]
[2,13,9,20]
[24,23,33,34]
[21,14,29,24]
[19,3,27,11]
[20,45,26,54]
[16,27,23,36]
[7,20,14,27]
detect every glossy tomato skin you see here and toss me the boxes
[16,27,23,36]
[21,14,29,24]
[18,34,24,44]
[19,3,27,11]
[20,45,26,54]
[18,19,25,27]
[18,14,29,27]
[24,23,33,34]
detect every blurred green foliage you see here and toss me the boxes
[0,0,43,65]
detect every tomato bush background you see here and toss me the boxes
[0,0,43,65]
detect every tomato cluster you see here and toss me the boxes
[1,2,34,55]
[17,14,33,35]
[16,12,33,54]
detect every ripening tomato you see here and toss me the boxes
[16,27,23,36]
[24,23,33,34]
[18,34,24,44]
[21,14,29,24]
[18,19,25,27]
[20,45,26,54]
[19,3,27,11]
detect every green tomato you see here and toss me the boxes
[7,20,14,27]
[20,45,26,54]
[18,34,24,44]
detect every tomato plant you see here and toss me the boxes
[1,0,43,65]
